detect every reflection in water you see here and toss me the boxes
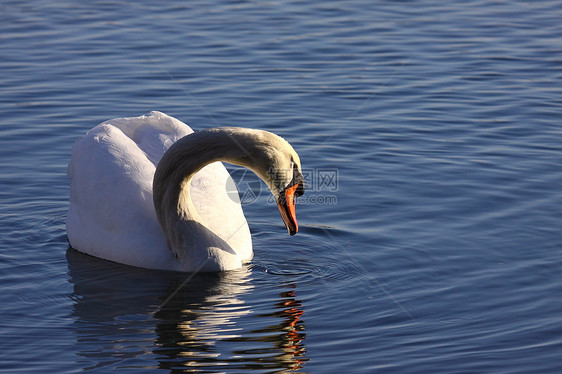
[66,248,308,372]
[222,285,307,371]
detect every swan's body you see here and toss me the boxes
[67,111,304,272]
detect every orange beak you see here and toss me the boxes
[277,183,300,236]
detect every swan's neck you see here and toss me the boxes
[152,128,266,271]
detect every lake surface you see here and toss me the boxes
[1,0,561,372]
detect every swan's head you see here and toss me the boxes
[227,128,305,235]
[269,157,305,236]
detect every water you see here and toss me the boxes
[1,0,561,372]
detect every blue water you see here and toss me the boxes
[1,1,561,372]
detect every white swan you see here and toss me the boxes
[67,111,304,272]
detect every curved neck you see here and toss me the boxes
[152,128,263,268]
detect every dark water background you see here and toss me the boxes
[1,1,561,372]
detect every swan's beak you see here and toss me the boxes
[277,183,301,236]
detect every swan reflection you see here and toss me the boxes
[66,248,308,372]
[223,285,307,371]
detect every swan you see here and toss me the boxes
[67,111,304,272]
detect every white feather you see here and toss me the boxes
[67,111,251,271]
